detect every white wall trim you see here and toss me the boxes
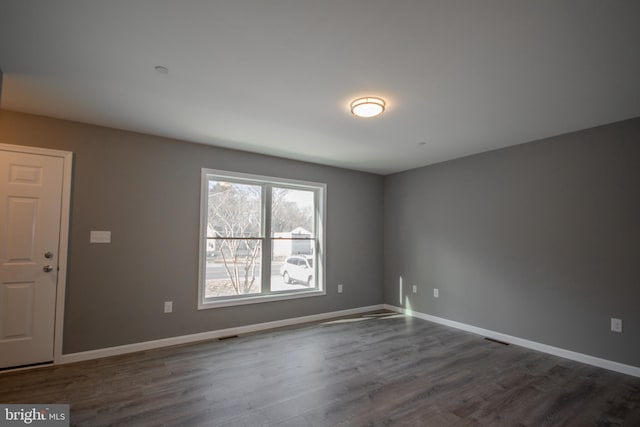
[0,143,73,367]
[384,304,640,378]
[54,150,73,365]
[60,304,384,364]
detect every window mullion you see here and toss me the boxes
[262,183,272,293]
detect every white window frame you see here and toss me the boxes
[198,168,326,309]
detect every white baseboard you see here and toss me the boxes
[60,304,385,364]
[384,304,640,378]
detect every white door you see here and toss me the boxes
[0,149,64,369]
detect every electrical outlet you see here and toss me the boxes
[433,288,439,298]
[412,285,417,293]
[164,301,173,313]
[338,284,343,293]
[611,318,622,333]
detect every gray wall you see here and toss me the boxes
[2,108,638,367]
[384,118,640,366]
[0,110,384,354]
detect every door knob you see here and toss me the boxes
[44,251,54,259]
[43,265,54,273]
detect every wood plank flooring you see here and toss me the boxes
[1,312,639,426]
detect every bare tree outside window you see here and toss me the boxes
[206,180,262,296]
[271,187,313,234]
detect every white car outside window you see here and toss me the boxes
[280,256,314,286]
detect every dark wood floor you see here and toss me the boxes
[1,312,639,426]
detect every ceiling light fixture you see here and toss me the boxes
[350,97,386,118]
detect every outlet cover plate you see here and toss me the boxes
[611,318,622,333]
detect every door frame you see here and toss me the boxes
[0,143,73,365]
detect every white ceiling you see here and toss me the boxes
[1,1,639,175]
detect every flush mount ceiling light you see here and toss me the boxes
[350,97,386,118]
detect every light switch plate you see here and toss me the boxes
[90,230,111,244]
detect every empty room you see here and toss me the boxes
[0,1,639,426]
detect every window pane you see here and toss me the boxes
[200,169,324,307]
[271,187,314,236]
[208,180,262,238]
[271,242,316,291]
[205,239,262,297]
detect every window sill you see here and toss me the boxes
[198,288,326,310]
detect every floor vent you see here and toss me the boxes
[218,335,239,341]
[484,337,510,346]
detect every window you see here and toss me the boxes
[198,169,326,308]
